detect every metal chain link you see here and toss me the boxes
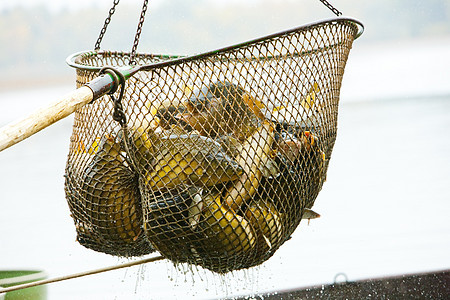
[318,0,342,16]
[129,0,149,65]
[94,0,121,50]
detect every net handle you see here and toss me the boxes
[0,86,93,152]
[0,66,138,152]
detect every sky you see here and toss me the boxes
[0,0,157,13]
[0,0,251,12]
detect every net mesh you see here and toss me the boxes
[64,19,360,273]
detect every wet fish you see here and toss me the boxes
[200,192,256,256]
[144,134,243,191]
[224,121,275,210]
[66,135,154,257]
[302,208,321,220]
[179,81,262,140]
[245,199,283,251]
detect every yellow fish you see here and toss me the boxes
[179,81,260,140]
[245,199,283,251]
[202,193,255,256]
[224,121,275,210]
[67,135,153,256]
[145,134,243,190]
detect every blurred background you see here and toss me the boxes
[0,0,449,299]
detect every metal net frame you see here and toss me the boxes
[65,18,363,273]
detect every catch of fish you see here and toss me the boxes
[65,80,326,273]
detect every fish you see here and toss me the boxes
[214,134,242,158]
[179,81,262,140]
[66,135,154,257]
[125,126,159,170]
[143,186,203,262]
[200,192,256,256]
[251,129,326,247]
[144,134,243,191]
[245,199,283,251]
[143,187,257,272]
[224,121,275,210]
[156,105,192,131]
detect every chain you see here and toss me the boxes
[129,0,149,65]
[318,0,342,17]
[98,66,141,172]
[94,0,121,50]
[94,0,149,61]
[111,94,127,126]
[98,66,127,126]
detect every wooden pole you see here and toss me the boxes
[0,65,138,152]
[0,86,94,152]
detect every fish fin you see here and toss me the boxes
[261,157,280,178]
[302,208,321,220]
[189,194,203,229]
[242,93,265,119]
[301,82,321,110]
[183,84,194,98]
[262,234,272,249]
[272,105,285,112]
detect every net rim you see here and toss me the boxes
[66,17,363,72]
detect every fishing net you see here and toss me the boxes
[64,18,362,273]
